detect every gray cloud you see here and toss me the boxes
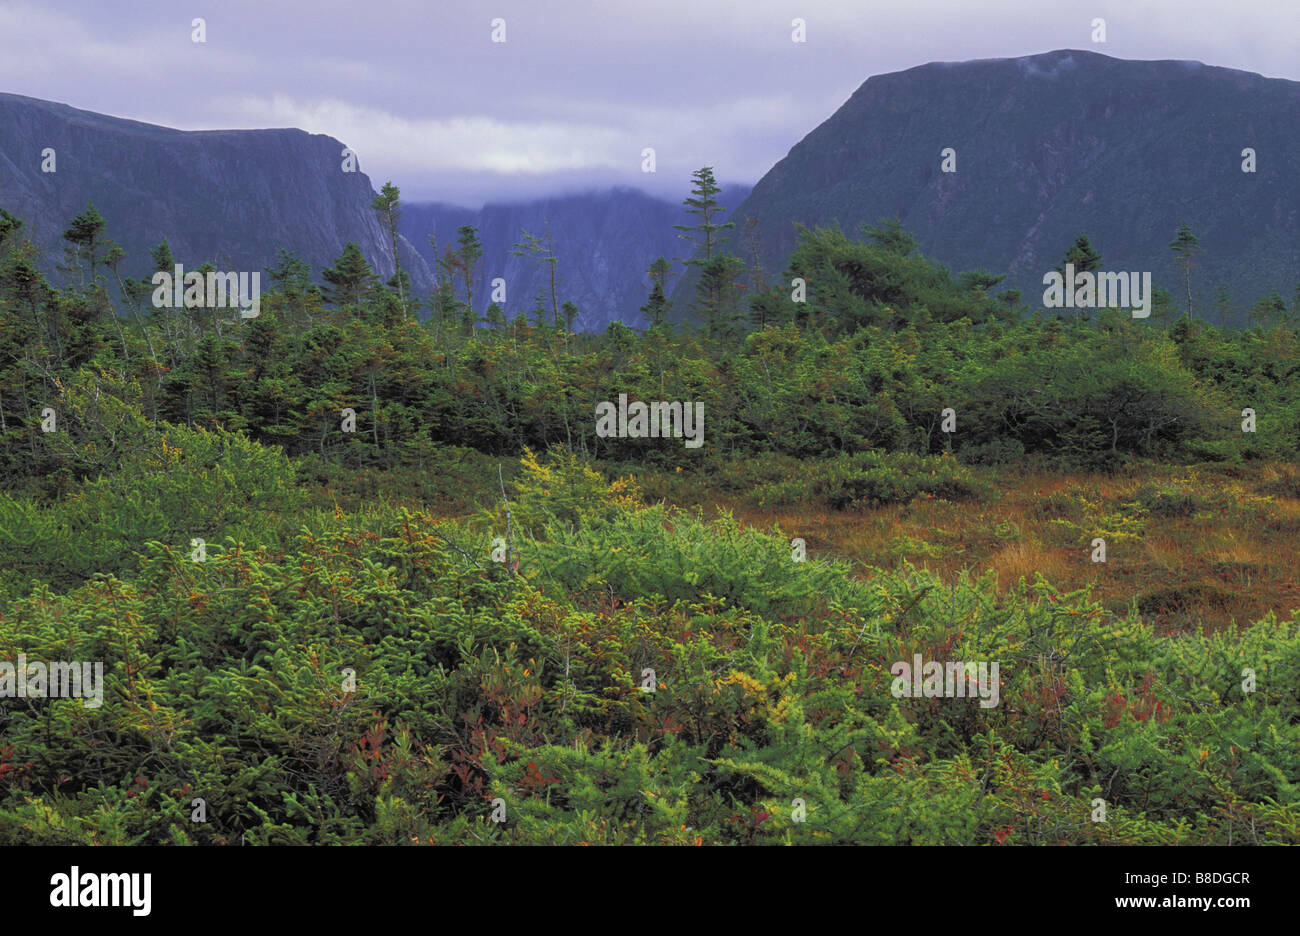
[2,0,1295,205]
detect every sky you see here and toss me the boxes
[1,0,1296,207]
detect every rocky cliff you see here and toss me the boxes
[0,93,431,294]
[701,50,1299,321]
[402,185,750,331]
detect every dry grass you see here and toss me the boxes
[657,462,1300,632]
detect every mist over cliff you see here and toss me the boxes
[401,185,750,331]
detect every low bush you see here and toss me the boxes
[2,451,1296,845]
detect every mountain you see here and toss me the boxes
[401,184,750,331]
[707,50,1299,322]
[0,93,432,295]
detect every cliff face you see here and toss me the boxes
[704,50,1300,320]
[0,93,431,293]
[402,185,751,331]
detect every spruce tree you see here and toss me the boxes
[427,230,460,341]
[1055,233,1102,276]
[61,202,107,287]
[511,229,558,326]
[697,254,745,339]
[150,239,175,275]
[641,257,675,328]
[370,181,406,317]
[456,225,485,315]
[640,282,671,328]
[1169,222,1202,321]
[647,256,675,293]
[321,242,376,307]
[1053,233,1103,321]
[674,167,733,263]
[675,167,737,327]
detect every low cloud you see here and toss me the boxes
[2,0,1295,205]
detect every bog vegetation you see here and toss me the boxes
[0,184,1297,844]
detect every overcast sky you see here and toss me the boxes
[1,0,1296,206]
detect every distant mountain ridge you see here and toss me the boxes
[708,50,1300,322]
[0,92,432,295]
[401,185,751,331]
[9,48,1295,333]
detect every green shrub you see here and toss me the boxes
[0,423,302,591]
[1129,483,1204,517]
[2,447,1297,846]
[814,450,987,509]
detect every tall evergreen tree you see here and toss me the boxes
[697,254,745,339]
[370,181,406,317]
[61,202,107,287]
[641,256,675,328]
[561,300,579,333]
[647,256,675,294]
[321,242,376,307]
[640,282,672,328]
[1053,233,1104,321]
[1169,222,1202,322]
[511,229,559,326]
[456,225,485,315]
[675,167,736,325]
[150,239,175,275]
[426,230,460,341]
[1055,233,1102,276]
[674,167,733,263]
[268,247,314,309]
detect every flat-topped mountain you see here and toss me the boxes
[705,50,1299,321]
[0,93,431,294]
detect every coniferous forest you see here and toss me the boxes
[1,176,1298,847]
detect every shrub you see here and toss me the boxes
[1129,483,1204,517]
[0,422,302,591]
[813,451,986,509]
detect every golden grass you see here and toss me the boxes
[987,541,1073,586]
[690,462,1300,632]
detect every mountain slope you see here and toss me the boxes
[0,93,431,294]
[402,185,750,331]
[712,50,1299,321]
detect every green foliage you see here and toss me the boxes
[1127,483,1205,518]
[5,206,1298,478]
[813,451,986,509]
[321,242,377,307]
[0,371,302,595]
[1,204,1299,846]
[2,461,1296,845]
